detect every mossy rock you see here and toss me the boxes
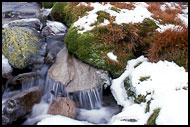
[64,17,157,78]
[51,3,159,78]
[51,2,93,27]
[65,25,135,78]
[2,27,45,69]
[42,2,56,8]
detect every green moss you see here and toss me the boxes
[136,18,158,37]
[65,26,105,67]
[134,94,146,104]
[145,100,151,113]
[124,77,136,97]
[139,76,150,82]
[97,11,111,23]
[134,61,142,68]
[51,2,93,27]
[111,7,121,13]
[2,27,40,69]
[146,108,161,125]
[42,2,55,8]
[51,2,68,24]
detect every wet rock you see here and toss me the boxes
[2,54,13,79]
[47,97,76,118]
[2,2,41,21]
[42,20,67,37]
[35,8,52,23]
[45,35,65,64]
[2,87,41,125]
[3,18,42,31]
[2,26,46,69]
[48,47,111,93]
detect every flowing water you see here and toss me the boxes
[2,2,121,125]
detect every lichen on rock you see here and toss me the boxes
[2,26,45,69]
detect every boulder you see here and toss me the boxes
[47,97,76,118]
[48,47,110,93]
[2,26,46,69]
[3,18,42,31]
[2,87,42,125]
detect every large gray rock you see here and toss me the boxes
[47,97,76,118]
[2,87,42,125]
[48,47,111,93]
[2,26,46,69]
[3,18,42,31]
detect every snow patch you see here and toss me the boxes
[74,2,152,34]
[2,54,12,76]
[110,56,188,125]
[46,20,67,35]
[107,52,118,62]
[37,115,93,125]
[156,24,183,33]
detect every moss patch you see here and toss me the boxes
[42,2,55,8]
[146,108,161,125]
[51,2,93,27]
[139,76,150,82]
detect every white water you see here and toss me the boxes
[43,75,103,110]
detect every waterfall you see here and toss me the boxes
[42,75,103,110]
[71,86,103,109]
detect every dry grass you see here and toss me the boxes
[147,26,188,70]
[110,2,135,10]
[147,2,183,25]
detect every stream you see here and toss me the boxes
[2,2,122,125]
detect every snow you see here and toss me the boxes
[73,2,152,34]
[156,24,183,33]
[109,56,188,125]
[46,20,67,35]
[76,107,119,124]
[37,115,93,125]
[160,4,166,11]
[107,52,118,62]
[177,13,188,26]
[2,54,12,76]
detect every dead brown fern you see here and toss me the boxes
[147,2,183,25]
[110,2,135,10]
[147,26,188,71]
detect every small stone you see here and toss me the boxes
[48,97,76,118]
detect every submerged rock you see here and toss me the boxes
[45,35,65,64]
[2,26,46,69]
[48,47,110,93]
[2,87,41,125]
[47,97,76,118]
